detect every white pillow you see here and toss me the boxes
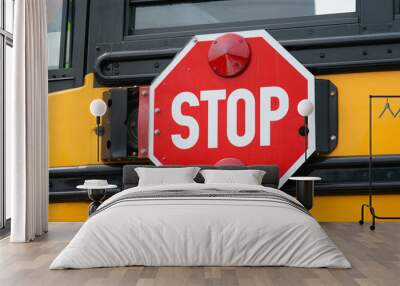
[135,167,200,186]
[200,169,266,185]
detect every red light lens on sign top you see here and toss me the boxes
[208,33,251,77]
[149,30,315,187]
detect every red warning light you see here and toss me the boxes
[208,33,251,78]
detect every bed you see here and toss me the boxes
[50,165,350,269]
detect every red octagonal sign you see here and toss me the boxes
[149,30,315,187]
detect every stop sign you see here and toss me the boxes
[149,30,315,187]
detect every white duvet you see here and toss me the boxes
[50,183,351,269]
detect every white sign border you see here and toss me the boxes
[149,30,316,188]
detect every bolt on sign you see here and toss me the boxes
[149,30,315,187]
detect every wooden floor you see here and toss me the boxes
[0,223,399,286]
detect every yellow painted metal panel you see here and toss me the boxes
[49,74,109,167]
[49,202,89,222]
[318,71,400,156]
[311,194,400,222]
[50,71,400,166]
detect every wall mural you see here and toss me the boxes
[148,30,315,187]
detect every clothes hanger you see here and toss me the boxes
[378,98,396,118]
[394,107,400,118]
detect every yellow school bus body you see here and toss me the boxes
[48,71,400,222]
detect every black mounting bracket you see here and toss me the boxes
[315,79,338,154]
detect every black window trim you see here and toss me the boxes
[125,0,359,40]
[58,0,69,69]
[48,0,88,93]
[48,0,72,77]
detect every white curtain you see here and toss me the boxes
[7,0,49,242]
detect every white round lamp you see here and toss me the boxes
[90,99,107,161]
[90,99,107,117]
[297,99,314,117]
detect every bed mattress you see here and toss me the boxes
[50,183,350,269]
